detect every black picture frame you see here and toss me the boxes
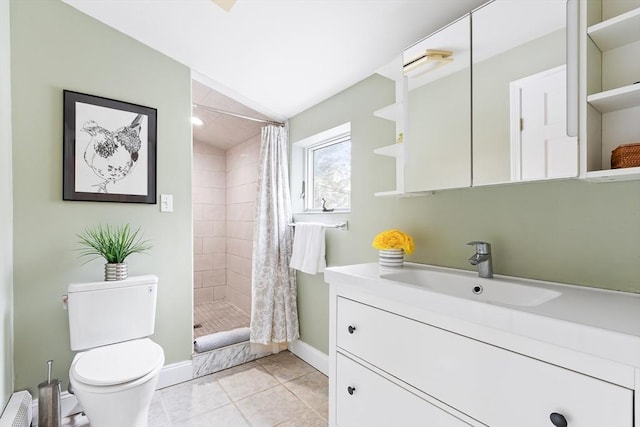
[63,90,157,204]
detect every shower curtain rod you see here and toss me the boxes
[193,103,285,127]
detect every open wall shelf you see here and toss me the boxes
[582,2,640,182]
[587,7,640,51]
[587,83,640,113]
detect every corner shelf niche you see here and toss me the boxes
[372,55,407,196]
[372,141,405,197]
[582,2,640,182]
[373,143,403,158]
[373,103,403,122]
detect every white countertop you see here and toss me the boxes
[325,263,640,377]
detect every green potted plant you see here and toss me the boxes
[77,224,151,281]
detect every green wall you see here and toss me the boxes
[290,73,640,355]
[10,0,193,394]
[1,0,14,411]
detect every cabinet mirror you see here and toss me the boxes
[472,0,577,186]
[404,15,471,193]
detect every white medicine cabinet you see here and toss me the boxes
[372,0,640,196]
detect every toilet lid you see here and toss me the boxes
[73,339,164,386]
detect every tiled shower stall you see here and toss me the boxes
[192,136,260,338]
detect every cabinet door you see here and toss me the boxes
[337,297,633,427]
[403,15,471,192]
[336,352,472,427]
[472,0,578,185]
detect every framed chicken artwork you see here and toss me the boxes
[63,90,157,203]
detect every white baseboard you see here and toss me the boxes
[156,359,193,389]
[288,339,329,376]
[31,359,193,424]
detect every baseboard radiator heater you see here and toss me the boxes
[0,391,32,427]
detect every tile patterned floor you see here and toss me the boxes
[62,351,328,427]
[193,300,251,339]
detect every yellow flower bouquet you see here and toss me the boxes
[372,229,415,255]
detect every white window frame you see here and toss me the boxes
[292,122,351,214]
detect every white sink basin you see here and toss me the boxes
[325,262,640,369]
[380,267,561,307]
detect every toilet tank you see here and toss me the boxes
[67,275,158,351]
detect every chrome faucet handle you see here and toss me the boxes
[466,241,491,255]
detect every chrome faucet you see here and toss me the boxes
[466,241,493,278]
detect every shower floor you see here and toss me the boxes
[193,300,250,339]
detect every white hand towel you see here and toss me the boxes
[290,223,326,275]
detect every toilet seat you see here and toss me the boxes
[72,338,164,386]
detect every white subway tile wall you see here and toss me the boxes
[192,136,259,312]
[226,135,260,315]
[193,140,227,305]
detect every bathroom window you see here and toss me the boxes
[292,122,351,213]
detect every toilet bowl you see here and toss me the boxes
[69,338,164,427]
[66,275,164,427]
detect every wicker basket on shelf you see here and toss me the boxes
[611,143,640,169]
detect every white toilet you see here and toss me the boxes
[67,275,165,427]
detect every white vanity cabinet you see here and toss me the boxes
[326,264,640,427]
[336,353,471,427]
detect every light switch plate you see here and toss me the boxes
[160,194,173,212]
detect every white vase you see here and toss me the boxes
[105,262,128,281]
[378,249,404,267]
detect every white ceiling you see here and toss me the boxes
[191,79,265,149]
[62,0,486,121]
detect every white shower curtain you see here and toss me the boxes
[250,124,299,352]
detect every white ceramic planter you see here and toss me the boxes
[378,249,404,267]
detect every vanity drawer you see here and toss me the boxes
[336,297,633,427]
[336,352,472,427]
